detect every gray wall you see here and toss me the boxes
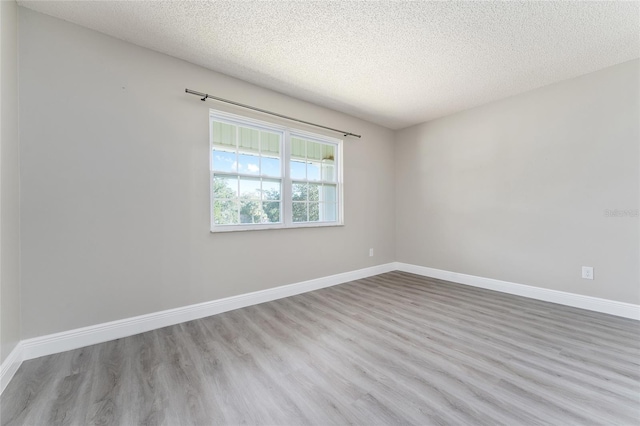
[18,8,395,339]
[1,0,21,363]
[396,60,639,304]
[14,7,640,342]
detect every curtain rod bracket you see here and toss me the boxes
[185,88,361,138]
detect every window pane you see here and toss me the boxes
[212,149,237,173]
[213,176,238,198]
[308,183,320,202]
[262,179,281,200]
[307,162,321,181]
[320,203,337,222]
[290,160,306,180]
[307,141,323,161]
[238,153,260,175]
[291,138,306,160]
[309,202,320,222]
[212,122,236,148]
[292,182,307,201]
[292,202,307,222]
[260,131,280,155]
[262,201,281,223]
[321,184,337,203]
[239,177,261,199]
[213,199,238,225]
[238,126,259,153]
[321,163,336,182]
[322,144,335,162]
[261,156,281,177]
[240,199,267,223]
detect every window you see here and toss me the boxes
[210,109,343,232]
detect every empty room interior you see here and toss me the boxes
[1,1,639,425]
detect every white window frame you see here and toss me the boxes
[210,109,344,233]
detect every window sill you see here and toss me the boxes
[210,222,344,233]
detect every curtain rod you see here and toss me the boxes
[185,89,361,138]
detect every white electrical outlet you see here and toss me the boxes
[582,266,594,280]
[369,248,374,257]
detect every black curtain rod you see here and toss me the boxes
[185,89,361,138]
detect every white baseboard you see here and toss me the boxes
[394,262,640,320]
[0,342,23,395]
[19,263,396,362]
[4,260,637,396]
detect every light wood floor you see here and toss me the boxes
[2,271,639,425]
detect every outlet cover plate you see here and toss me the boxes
[582,266,594,280]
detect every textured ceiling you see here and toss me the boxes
[19,1,640,129]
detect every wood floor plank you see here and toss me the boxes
[2,271,639,425]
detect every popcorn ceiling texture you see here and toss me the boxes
[19,1,640,129]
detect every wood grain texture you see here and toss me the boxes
[2,271,639,425]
